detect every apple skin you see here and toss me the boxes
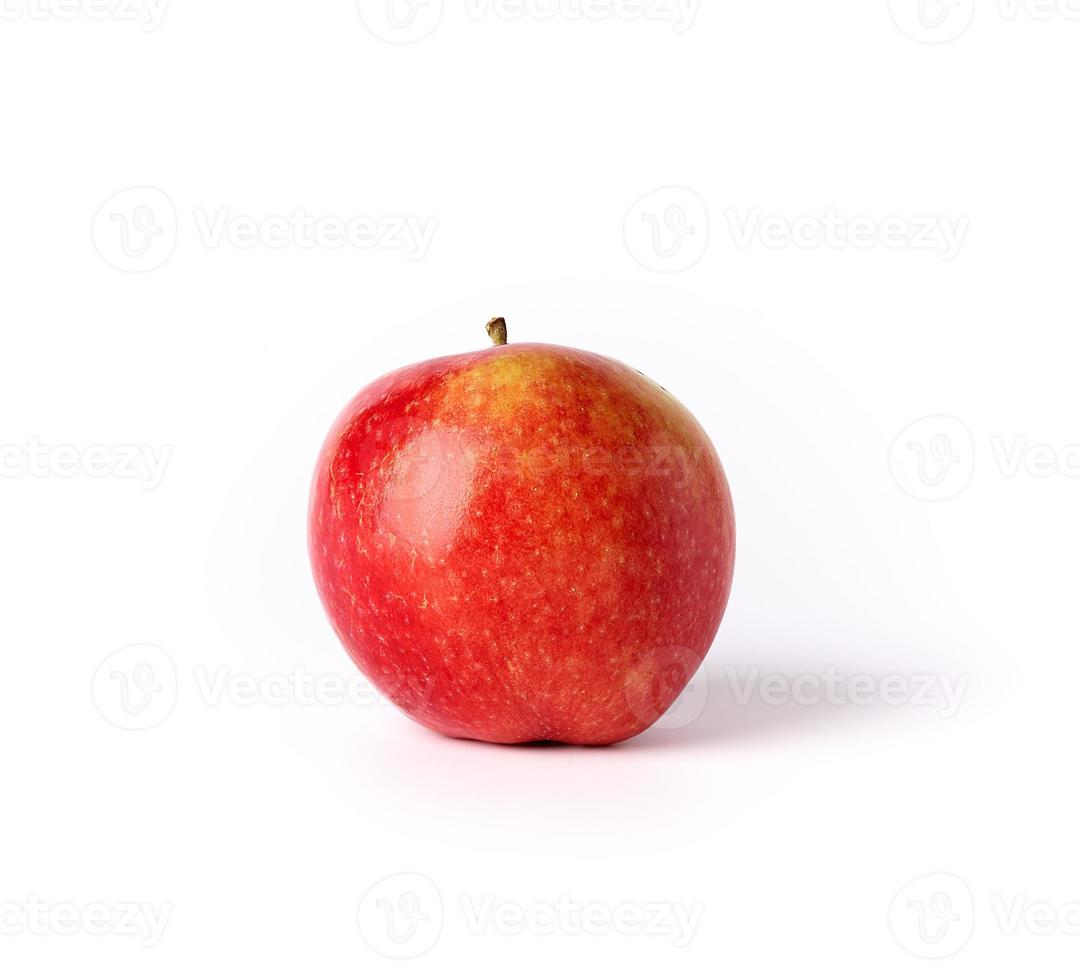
[309,338,735,745]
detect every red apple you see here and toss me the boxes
[308,319,735,745]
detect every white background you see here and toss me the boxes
[2,1,1080,976]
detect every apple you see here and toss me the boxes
[308,319,735,745]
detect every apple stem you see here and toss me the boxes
[486,317,508,346]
